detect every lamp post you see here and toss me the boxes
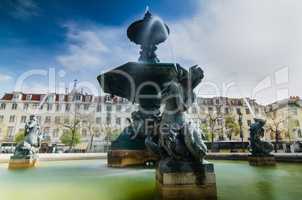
[238,112,243,150]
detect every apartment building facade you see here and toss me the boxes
[1,91,300,145]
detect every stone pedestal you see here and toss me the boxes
[248,155,276,166]
[8,157,37,169]
[156,159,217,200]
[107,149,159,168]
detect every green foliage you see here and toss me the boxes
[111,129,121,141]
[224,115,240,139]
[104,128,121,142]
[200,123,210,141]
[14,130,25,143]
[60,130,81,147]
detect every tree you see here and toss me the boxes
[197,107,219,151]
[267,112,284,153]
[224,115,240,141]
[14,130,25,144]
[200,123,210,141]
[81,113,98,152]
[60,129,81,148]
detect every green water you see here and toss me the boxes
[0,160,301,200]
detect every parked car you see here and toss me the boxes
[0,142,16,153]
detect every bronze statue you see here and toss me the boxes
[249,118,274,156]
[146,66,207,163]
[12,115,42,159]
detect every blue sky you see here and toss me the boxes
[0,0,200,95]
[0,0,301,104]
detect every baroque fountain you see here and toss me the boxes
[97,10,216,200]
[0,9,301,200]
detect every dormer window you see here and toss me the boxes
[13,94,21,101]
[26,95,32,101]
[59,95,65,101]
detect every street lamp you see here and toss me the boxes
[238,112,244,150]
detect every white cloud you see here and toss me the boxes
[57,0,302,104]
[0,73,12,82]
[57,23,137,71]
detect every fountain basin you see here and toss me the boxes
[0,159,301,200]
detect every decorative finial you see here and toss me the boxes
[127,8,170,63]
[145,5,149,13]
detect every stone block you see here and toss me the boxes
[156,159,217,200]
[248,155,276,166]
[8,157,37,169]
[107,149,159,167]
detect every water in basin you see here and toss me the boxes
[0,160,301,200]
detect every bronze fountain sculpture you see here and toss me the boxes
[248,118,276,166]
[9,115,43,169]
[97,10,217,200]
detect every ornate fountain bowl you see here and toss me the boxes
[127,11,170,46]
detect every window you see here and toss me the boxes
[116,117,121,125]
[96,104,102,112]
[246,108,250,115]
[0,103,6,110]
[26,95,32,100]
[208,107,213,112]
[236,108,241,115]
[255,108,259,114]
[84,104,89,110]
[0,115,4,123]
[9,115,15,123]
[8,126,14,137]
[75,95,81,101]
[106,105,112,112]
[82,129,88,137]
[96,117,101,124]
[56,104,61,111]
[65,104,71,112]
[12,103,17,110]
[247,120,252,126]
[55,116,61,124]
[32,103,39,109]
[36,116,41,123]
[47,103,53,111]
[225,107,229,114]
[116,105,122,112]
[76,103,81,110]
[53,129,59,138]
[45,116,51,123]
[20,116,27,123]
[106,114,111,125]
[23,103,29,111]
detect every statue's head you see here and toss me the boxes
[254,118,266,127]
